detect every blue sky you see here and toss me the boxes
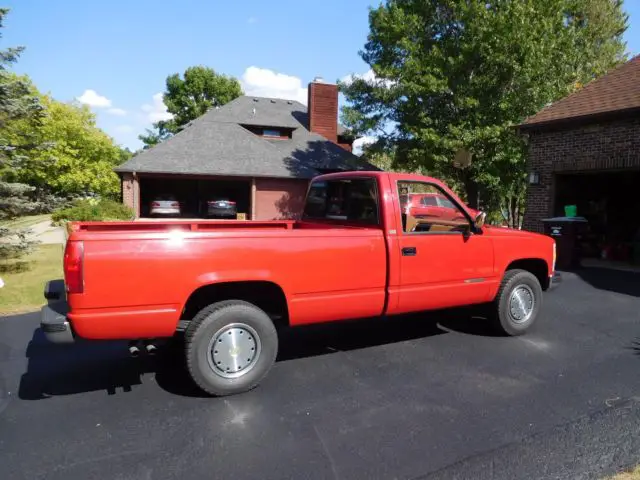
[4,0,640,151]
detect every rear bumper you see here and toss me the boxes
[41,280,75,344]
[207,209,236,218]
[150,208,181,216]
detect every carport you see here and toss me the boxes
[139,175,251,218]
[554,170,640,264]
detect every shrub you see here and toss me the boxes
[36,192,73,214]
[0,227,37,264]
[52,198,134,224]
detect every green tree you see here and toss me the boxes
[140,65,243,148]
[340,0,628,227]
[4,93,127,199]
[0,8,44,261]
[138,121,172,148]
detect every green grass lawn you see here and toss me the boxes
[0,244,63,315]
[0,214,52,230]
[607,466,640,479]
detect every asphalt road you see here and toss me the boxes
[2,267,640,480]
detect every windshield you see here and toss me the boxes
[302,177,379,225]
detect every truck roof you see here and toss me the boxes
[313,170,448,188]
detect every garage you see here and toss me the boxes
[521,55,640,268]
[554,171,640,264]
[139,176,251,219]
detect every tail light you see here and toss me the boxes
[64,241,84,294]
[151,202,160,207]
[171,202,179,207]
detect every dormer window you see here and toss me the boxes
[239,124,293,139]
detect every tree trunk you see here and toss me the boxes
[463,171,479,210]
[509,196,518,229]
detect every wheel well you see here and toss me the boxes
[506,258,549,290]
[181,281,289,327]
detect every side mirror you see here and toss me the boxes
[473,211,487,230]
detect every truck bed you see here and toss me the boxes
[65,218,388,339]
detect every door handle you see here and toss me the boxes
[402,246,417,256]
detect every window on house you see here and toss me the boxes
[262,129,281,137]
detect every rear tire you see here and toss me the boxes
[185,300,278,396]
[490,269,542,336]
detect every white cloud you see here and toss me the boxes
[114,124,134,134]
[353,135,377,156]
[241,66,308,105]
[247,16,258,24]
[77,89,112,108]
[107,107,127,116]
[141,93,173,123]
[341,69,395,88]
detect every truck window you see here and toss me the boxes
[398,181,470,234]
[421,195,438,206]
[438,197,455,209]
[303,178,380,225]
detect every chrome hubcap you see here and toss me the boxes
[509,285,535,323]
[207,323,261,379]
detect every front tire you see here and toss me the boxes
[491,269,542,336]
[185,300,278,396]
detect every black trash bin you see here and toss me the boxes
[542,216,588,270]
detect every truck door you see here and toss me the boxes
[393,179,494,314]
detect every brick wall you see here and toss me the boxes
[121,173,140,217]
[308,80,338,144]
[337,141,353,152]
[523,117,640,232]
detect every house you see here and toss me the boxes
[519,55,640,264]
[115,78,378,219]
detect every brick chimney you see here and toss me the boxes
[307,76,338,144]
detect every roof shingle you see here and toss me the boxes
[115,95,373,178]
[521,55,640,128]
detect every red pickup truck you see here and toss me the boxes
[42,171,559,396]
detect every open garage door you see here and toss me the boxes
[555,170,640,265]
[139,176,251,219]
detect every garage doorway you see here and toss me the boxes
[554,170,640,265]
[139,177,251,219]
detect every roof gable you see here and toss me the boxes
[521,55,640,128]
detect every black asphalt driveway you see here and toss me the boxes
[2,267,640,480]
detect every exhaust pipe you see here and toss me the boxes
[145,343,157,355]
[128,342,140,358]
